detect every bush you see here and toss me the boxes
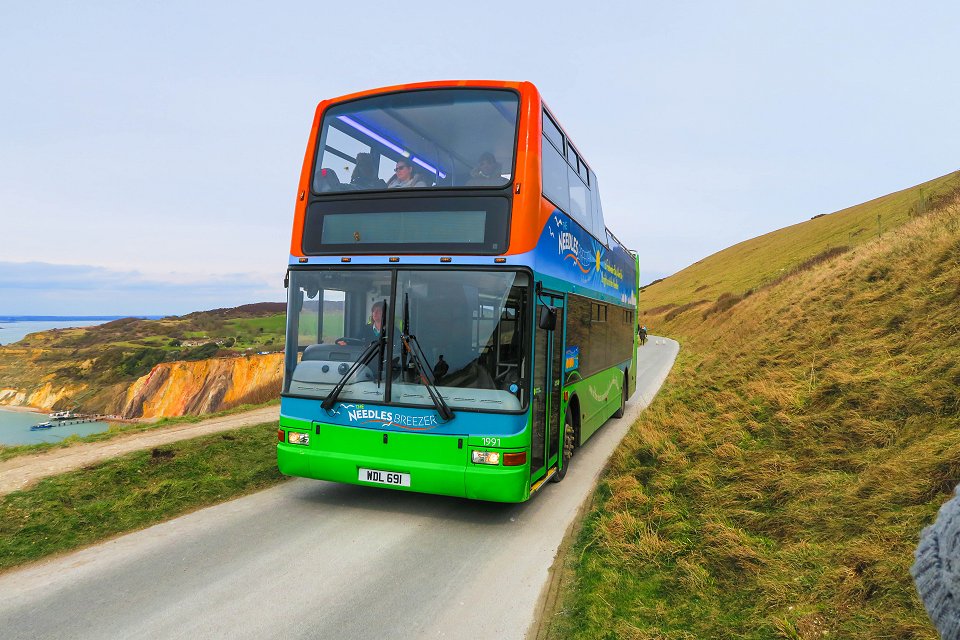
[183,343,219,361]
[118,348,167,378]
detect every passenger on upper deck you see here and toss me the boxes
[386,159,427,189]
[315,167,342,192]
[466,152,503,186]
[350,152,387,190]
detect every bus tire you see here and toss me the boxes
[613,371,627,419]
[552,411,575,482]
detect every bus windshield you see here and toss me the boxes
[313,89,519,193]
[286,269,528,412]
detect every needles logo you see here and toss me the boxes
[343,405,440,431]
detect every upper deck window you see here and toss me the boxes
[541,107,604,240]
[542,112,564,152]
[313,89,519,193]
[302,196,510,255]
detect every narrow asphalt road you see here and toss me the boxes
[0,339,679,640]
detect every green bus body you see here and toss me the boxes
[278,341,636,503]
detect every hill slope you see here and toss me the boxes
[550,183,960,638]
[0,304,285,416]
[640,169,960,314]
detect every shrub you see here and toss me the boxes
[118,348,166,378]
[183,343,219,361]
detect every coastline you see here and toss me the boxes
[0,405,44,415]
[0,404,139,424]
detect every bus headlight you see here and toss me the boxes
[471,450,500,465]
[288,432,310,446]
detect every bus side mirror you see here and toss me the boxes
[538,306,557,331]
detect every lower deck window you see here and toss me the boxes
[284,268,529,411]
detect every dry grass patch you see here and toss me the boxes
[550,199,960,639]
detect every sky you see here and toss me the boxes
[1,1,958,315]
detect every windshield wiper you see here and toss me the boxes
[321,299,388,411]
[401,293,455,421]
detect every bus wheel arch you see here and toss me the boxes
[613,368,628,419]
[553,394,580,483]
[567,394,582,447]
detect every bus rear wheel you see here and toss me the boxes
[613,371,627,419]
[552,412,576,482]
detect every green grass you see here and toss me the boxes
[226,313,287,337]
[547,184,960,638]
[294,312,344,343]
[0,399,279,462]
[0,422,285,572]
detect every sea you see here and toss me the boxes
[0,316,163,444]
[0,315,163,346]
[0,407,112,446]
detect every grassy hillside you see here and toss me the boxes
[548,180,960,638]
[0,303,286,414]
[640,170,960,314]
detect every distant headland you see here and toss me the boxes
[0,315,165,322]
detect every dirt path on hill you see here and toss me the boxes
[0,406,280,497]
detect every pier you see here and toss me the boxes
[30,414,110,430]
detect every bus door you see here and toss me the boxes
[531,291,565,482]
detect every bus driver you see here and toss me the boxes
[335,301,386,346]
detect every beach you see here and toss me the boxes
[0,405,43,414]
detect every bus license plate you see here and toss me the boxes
[358,468,411,487]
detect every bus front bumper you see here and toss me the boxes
[278,423,530,503]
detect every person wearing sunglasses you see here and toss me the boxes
[386,160,427,189]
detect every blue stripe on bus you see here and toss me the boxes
[527,208,638,306]
[281,395,529,436]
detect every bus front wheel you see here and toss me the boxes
[552,412,576,482]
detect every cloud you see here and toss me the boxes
[0,262,284,316]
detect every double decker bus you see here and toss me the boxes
[278,80,638,502]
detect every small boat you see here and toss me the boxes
[50,411,78,420]
[30,421,54,430]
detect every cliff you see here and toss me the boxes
[0,354,283,419]
[0,305,287,419]
[0,381,88,411]
[117,353,284,418]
